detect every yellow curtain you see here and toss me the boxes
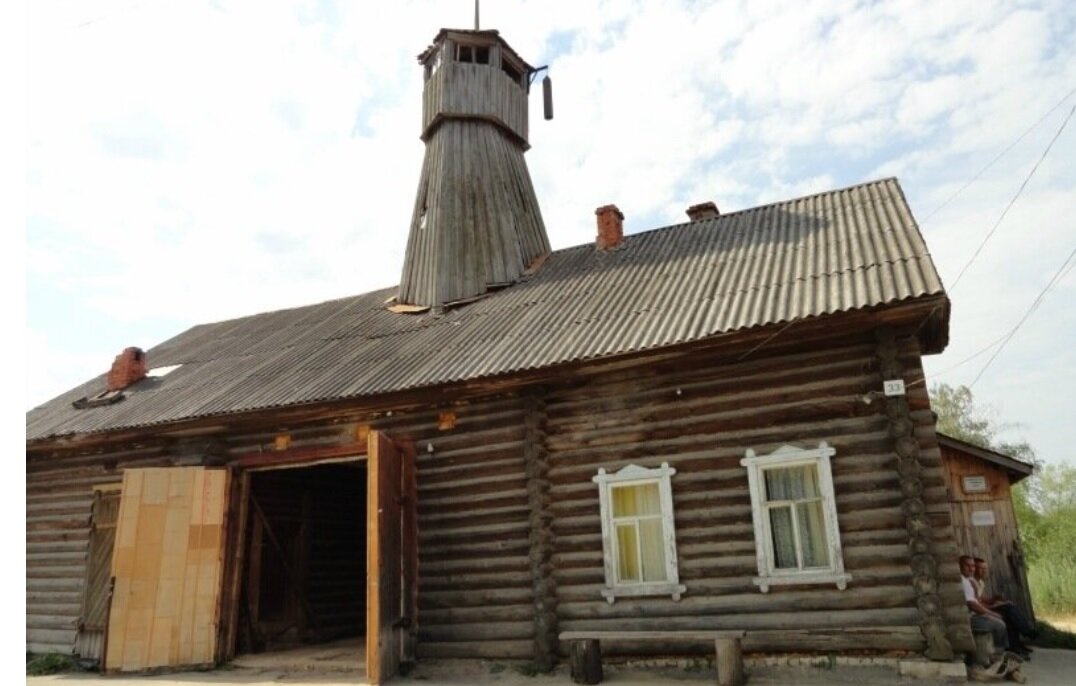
[612,483,667,582]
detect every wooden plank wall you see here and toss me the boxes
[423,53,528,142]
[940,446,1035,622]
[74,490,120,661]
[246,464,367,646]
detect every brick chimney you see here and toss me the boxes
[107,347,148,391]
[686,201,720,221]
[595,204,624,250]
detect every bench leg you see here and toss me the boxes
[569,639,603,685]
[715,637,744,686]
[971,632,995,668]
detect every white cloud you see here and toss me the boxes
[26,0,1076,466]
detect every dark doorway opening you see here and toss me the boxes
[237,461,367,657]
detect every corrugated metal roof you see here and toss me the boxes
[27,178,946,442]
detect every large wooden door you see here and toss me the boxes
[366,432,417,684]
[105,468,229,672]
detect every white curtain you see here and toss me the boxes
[764,465,829,569]
[612,483,667,582]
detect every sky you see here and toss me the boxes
[25,0,1076,465]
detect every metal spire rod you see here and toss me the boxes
[474,0,479,30]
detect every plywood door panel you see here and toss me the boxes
[367,431,403,684]
[105,468,228,673]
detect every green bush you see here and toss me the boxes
[26,653,75,676]
[1029,561,1076,616]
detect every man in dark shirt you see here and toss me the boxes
[974,558,1037,657]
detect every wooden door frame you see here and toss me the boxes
[365,432,418,684]
[217,433,415,683]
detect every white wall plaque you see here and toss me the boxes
[883,379,906,396]
[962,475,988,493]
[971,510,996,527]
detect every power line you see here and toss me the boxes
[909,333,1009,388]
[968,245,1076,389]
[948,102,1076,292]
[920,86,1076,227]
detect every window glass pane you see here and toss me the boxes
[768,506,797,569]
[764,464,820,501]
[796,500,830,568]
[612,483,661,517]
[637,518,668,582]
[615,523,640,582]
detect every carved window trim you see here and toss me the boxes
[741,442,851,593]
[593,463,686,603]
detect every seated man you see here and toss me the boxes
[974,557,1037,656]
[961,555,1008,654]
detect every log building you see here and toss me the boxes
[28,25,975,682]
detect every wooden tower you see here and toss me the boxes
[398,29,551,309]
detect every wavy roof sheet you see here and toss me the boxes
[27,178,945,442]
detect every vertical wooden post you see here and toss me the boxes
[524,395,557,672]
[715,637,744,686]
[367,431,403,685]
[569,639,602,684]
[221,471,250,661]
[876,328,955,661]
[400,440,419,668]
[246,514,264,637]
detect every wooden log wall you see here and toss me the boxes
[27,328,970,662]
[376,400,538,660]
[423,53,528,144]
[247,464,366,645]
[542,332,969,657]
[875,328,956,659]
[26,444,170,654]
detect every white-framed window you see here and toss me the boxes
[741,443,851,593]
[593,463,686,603]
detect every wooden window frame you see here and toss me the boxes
[593,463,685,603]
[741,442,851,593]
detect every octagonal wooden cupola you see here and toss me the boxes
[397,28,551,310]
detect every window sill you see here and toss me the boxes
[601,583,686,604]
[752,572,851,593]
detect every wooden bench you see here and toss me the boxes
[559,630,747,686]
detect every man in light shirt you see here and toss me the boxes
[960,555,1008,651]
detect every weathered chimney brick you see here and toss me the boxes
[686,201,720,221]
[107,347,148,391]
[595,204,624,250]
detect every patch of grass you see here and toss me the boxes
[1032,620,1076,650]
[489,662,507,674]
[1029,563,1076,616]
[26,653,76,676]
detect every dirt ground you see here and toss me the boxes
[22,650,1076,686]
